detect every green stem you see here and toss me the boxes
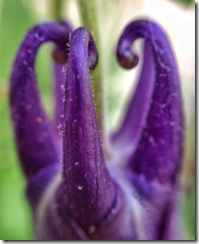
[77,0,105,150]
[51,0,63,21]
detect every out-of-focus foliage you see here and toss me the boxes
[171,0,195,6]
[0,0,195,240]
[0,0,53,240]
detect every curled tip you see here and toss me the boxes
[88,51,98,71]
[52,21,73,64]
[52,45,68,64]
[117,48,139,69]
[52,26,98,69]
[88,32,98,71]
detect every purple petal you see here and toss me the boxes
[58,26,118,229]
[112,20,183,184]
[36,28,135,240]
[10,22,71,208]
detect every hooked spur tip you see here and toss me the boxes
[52,45,69,64]
[88,51,98,71]
[87,31,99,72]
[117,49,139,70]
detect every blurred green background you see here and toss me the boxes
[0,0,195,240]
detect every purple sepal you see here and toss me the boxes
[10,22,72,208]
[112,20,183,184]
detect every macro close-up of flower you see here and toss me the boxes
[0,0,195,241]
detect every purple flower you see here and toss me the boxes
[10,19,183,240]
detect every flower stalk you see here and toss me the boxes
[51,0,63,21]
